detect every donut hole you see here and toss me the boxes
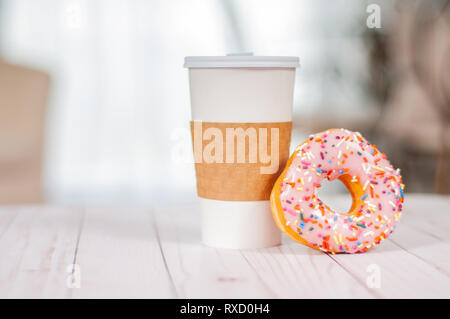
[317,179,353,214]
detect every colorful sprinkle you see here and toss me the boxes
[276,128,404,254]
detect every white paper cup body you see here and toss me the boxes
[186,57,298,249]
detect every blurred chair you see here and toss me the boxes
[375,1,450,194]
[0,60,49,204]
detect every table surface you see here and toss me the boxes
[0,194,449,299]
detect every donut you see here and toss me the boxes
[270,128,405,253]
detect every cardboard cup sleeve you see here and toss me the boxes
[190,121,292,201]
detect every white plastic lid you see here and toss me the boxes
[184,54,300,69]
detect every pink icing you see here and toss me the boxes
[279,129,404,253]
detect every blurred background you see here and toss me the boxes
[0,0,449,205]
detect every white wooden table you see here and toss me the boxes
[0,194,449,299]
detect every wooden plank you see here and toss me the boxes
[329,238,450,298]
[71,207,174,298]
[389,222,450,277]
[329,197,450,299]
[307,194,450,298]
[153,204,275,298]
[403,214,449,240]
[402,195,450,240]
[241,239,376,298]
[0,194,448,298]
[0,207,18,238]
[387,194,450,277]
[405,194,450,219]
[0,206,83,298]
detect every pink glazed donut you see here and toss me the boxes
[270,128,405,253]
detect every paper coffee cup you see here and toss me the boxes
[184,55,299,249]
